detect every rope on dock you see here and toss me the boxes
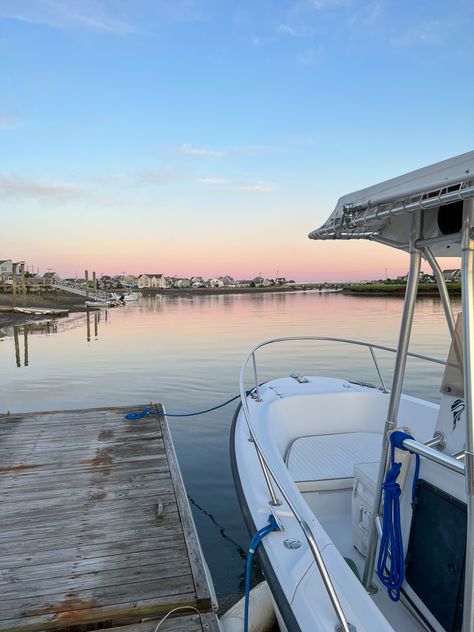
[125,391,252,420]
[153,605,202,631]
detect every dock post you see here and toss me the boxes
[20,262,26,306]
[12,262,17,307]
[85,270,89,301]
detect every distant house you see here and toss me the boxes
[190,276,205,288]
[237,279,252,287]
[123,275,138,288]
[252,276,271,287]
[0,259,13,278]
[174,278,191,288]
[442,269,461,283]
[138,273,167,289]
[208,278,224,288]
[275,277,287,285]
[219,275,235,286]
[42,271,61,283]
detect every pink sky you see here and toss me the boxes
[13,233,461,282]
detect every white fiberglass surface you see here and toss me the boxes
[304,489,426,632]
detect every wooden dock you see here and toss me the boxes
[0,405,219,632]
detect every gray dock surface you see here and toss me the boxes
[0,405,219,632]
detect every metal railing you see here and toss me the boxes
[238,335,447,632]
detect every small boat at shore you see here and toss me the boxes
[232,151,474,631]
[85,300,109,308]
[123,291,141,301]
[110,291,141,302]
[12,307,69,316]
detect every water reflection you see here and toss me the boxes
[1,310,106,367]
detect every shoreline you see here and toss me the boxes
[0,283,462,328]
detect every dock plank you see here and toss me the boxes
[0,405,218,632]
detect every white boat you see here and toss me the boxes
[123,292,141,301]
[110,292,141,302]
[231,151,474,632]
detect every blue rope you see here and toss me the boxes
[377,430,420,601]
[244,515,280,632]
[124,392,251,420]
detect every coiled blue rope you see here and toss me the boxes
[244,515,280,632]
[377,430,420,601]
[124,392,251,420]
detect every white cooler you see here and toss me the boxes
[352,461,379,556]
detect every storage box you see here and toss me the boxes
[352,461,379,556]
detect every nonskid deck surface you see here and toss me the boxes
[0,405,218,632]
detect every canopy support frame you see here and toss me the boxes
[362,211,423,591]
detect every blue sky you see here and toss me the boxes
[0,0,473,280]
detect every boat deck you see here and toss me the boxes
[0,404,219,632]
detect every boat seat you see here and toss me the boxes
[286,432,382,492]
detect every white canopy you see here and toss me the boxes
[309,151,474,256]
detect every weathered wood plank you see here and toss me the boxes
[0,593,208,632]
[0,530,186,568]
[0,554,193,601]
[161,417,212,605]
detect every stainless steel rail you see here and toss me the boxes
[402,438,465,475]
[238,335,446,632]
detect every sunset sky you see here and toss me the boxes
[1,0,472,281]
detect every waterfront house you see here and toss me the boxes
[190,276,205,287]
[123,275,138,288]
[219,275,235,286]
[208,278,224,288]
[252,276,272,287]
[0,260,13,278]
[138,273,167,289]
[442,268,461,282]
[42,271,61,283]
[174,278,191,288]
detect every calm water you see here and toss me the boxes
[0,292,460,599]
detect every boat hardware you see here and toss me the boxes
[283,538,301,550]
[335,623,357,632]
[290,373,309,383]
[423,431,447,450]
[269,505,284,530]
[348,380,377,389]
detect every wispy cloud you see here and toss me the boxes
[390,19,450,49]
[348,2,381,27]
[0,174,82,201]
[196,177,276,192]
[178,144,224,158]
[0,113,22,131]
[0,0,135,34]
[136,169,181,185]
[277,23,314,37]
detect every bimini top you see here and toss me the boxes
[309,151,474,257]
